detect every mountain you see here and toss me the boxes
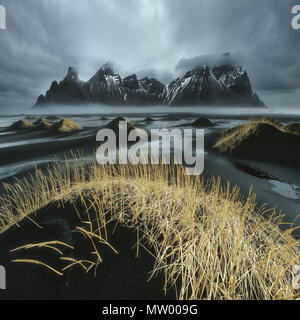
[34,62,264,107]
[36,67,86,105]
[81,63,165,105]
[165,65,263,106]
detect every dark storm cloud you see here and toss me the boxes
[0,0,299,109]
[168,0,300,105]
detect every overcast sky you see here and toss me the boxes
[0,0,299,110]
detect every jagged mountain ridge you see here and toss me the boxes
[35,63,264,107]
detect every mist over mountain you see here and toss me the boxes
[1,1,300,109]
[35,60,264,108]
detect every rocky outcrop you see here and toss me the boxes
[34,62,264,107]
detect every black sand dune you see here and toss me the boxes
[192,118,214,127]
[106,117,136,130]
[47,118,82,134]
[143,116,155,123]
[5,117,82,134]
[285,123,300,136]
[0,200,175,300]
[106,117,147,137]
[216,123,300,168]
[33,117,53,130]
[176,117,214,128]
[8,119,34,130]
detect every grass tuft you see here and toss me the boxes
[213,118,299,154]
[1,156,300,299]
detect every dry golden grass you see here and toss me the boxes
[33,117,53,129]
[213,117,299,154]
[48,118,82,133]
[285,123,300,136]
[0,155,300,300]
[9,119,35,130]
[8,117,82,132]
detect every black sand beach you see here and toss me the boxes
[1,106,300,299]
[1,107,299,230]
